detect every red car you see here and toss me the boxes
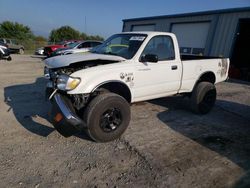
[43,40,79,57]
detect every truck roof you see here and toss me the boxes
[121,31,173,36]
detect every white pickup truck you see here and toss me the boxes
[44,32,229,142]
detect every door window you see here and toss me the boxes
[78,42,91,48]
[90,42,102,47]
[141,36,175,61]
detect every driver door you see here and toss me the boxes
[133,35,182,101]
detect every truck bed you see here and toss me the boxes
[181,54,221,61]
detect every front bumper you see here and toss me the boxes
[50,93,87,137]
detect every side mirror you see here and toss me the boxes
[140,54,158,63]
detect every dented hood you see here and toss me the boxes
[44,53,126,68]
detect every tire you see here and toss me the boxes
[190,82,216,114]
[84,93,131,142]
[7,56,12,61]
[19,48,24,54]
[0,52,3,60]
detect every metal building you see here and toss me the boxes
[123,7,250,80]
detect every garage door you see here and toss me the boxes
[132,24,155,31]
[171,22,210,55]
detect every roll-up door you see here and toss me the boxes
[171,22,210,55]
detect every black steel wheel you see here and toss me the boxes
[84,93,130,142]
[100,108,122,132]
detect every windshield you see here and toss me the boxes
[67,42,80,48]
[91,34,147,59]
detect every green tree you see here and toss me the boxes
[49,26,81,43]
[80,32,88,40]
[34,35,47,49]
[49,26,104,43]
[0,21,34,40]
[80,32,103,41]
[85,34,104,41]
[34,35,47,42]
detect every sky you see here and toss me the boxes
[0,0,249,39]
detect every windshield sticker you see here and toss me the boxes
[129,36,145,41]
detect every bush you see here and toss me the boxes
[0,21,104,53]
[49,25,104,42]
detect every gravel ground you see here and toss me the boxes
[0,55,250,188]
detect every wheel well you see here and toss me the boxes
[95,82,131,103]
[198,72,216,84]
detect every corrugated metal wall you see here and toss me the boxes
[210,11,250,57]
[123,11,250,58]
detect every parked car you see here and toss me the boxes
[49,42,81,57]
[0,38,24,54]
[35,47,44,55]
[43,40,79,57]
[50,41,102,57]
[44,32,229,142]
[0,42,12,61]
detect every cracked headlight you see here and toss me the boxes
[57,75,81,91]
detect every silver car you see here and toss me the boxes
[52,41,102,56]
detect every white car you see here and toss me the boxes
[35,47,44,55]
[52,41,102,56]
[44,32,229,142]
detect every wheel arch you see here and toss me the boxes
[191,71,216,92]
[198,71,216,84]
[92,80,132,103]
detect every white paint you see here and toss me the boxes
[44,53,126,68]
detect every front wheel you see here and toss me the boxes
[83,93,131,142]
[190,82,217,114]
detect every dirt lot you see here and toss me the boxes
[0,55,250,188]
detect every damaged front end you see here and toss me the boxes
[50,94,86,137]
[44,53,125,137]
[44,66,89,137]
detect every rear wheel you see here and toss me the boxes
[83,93,130,142]
[190,82,217,114]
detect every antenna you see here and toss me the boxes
[85,16,87,34]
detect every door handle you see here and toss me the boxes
[171,65,178,70]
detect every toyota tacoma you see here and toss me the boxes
[44,32,229,142]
